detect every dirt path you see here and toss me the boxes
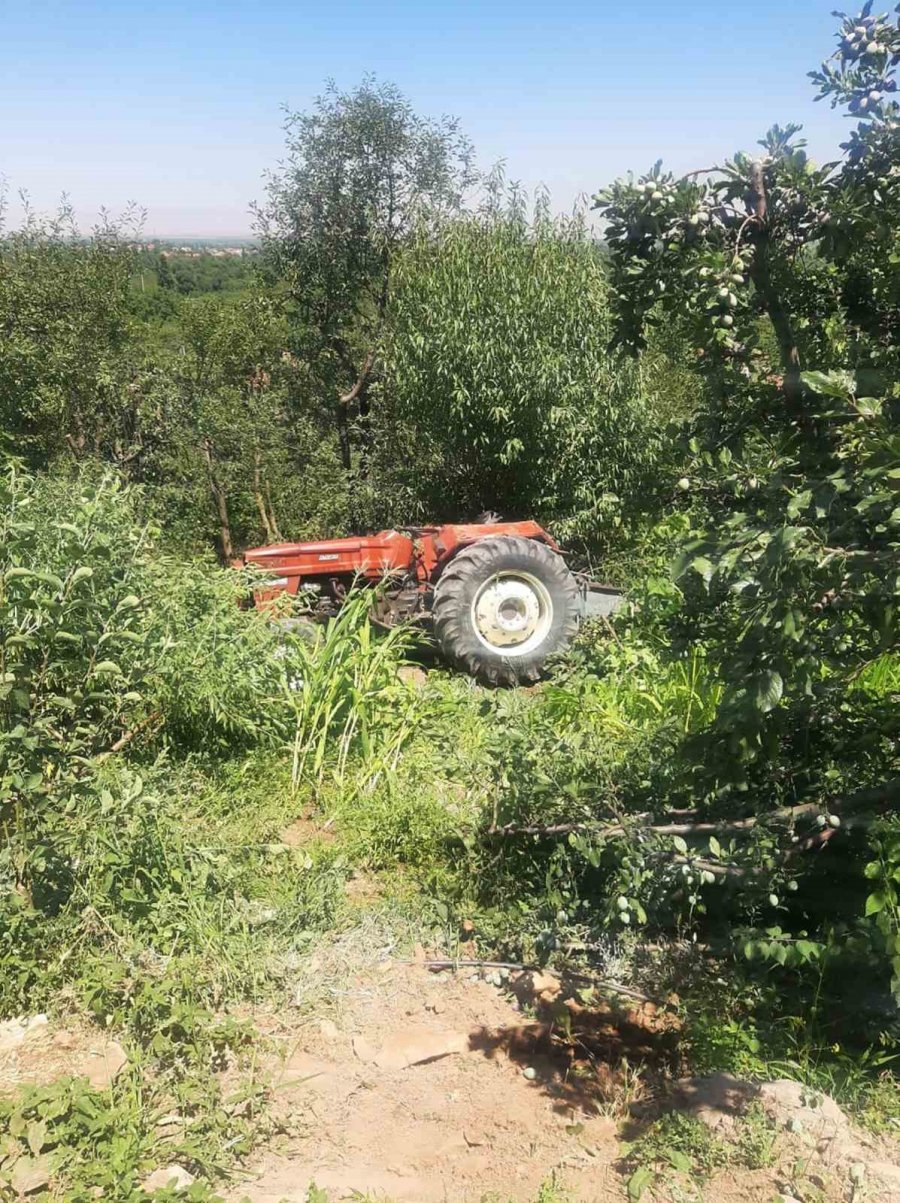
[229,962,623,1202]
[4,953,898,1201]
[226,959,899,1203]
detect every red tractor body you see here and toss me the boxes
[240,521,619,685]
[243,521,556,602]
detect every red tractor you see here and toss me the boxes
[240,520,620,686]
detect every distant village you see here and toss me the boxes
[134,239,258,259]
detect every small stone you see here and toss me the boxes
[523,1066,537,1080]
[318,1018,339,1040]
[373,1030,468,1070]
[11,1155,51,1195]
[529,970,562,1001]
[139,1164,195,1193]
[0,1014,48,1056]
[78,1039,128,1090]
[397,665,427,688]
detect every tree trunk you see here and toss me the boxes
[253,448,276,543]
[337,401,352,473]
[750,239,803,407]
[264,478,283,542]
[337,348,376,475]
[203,439,234,564]
[747,161,804,410]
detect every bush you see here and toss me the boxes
[373,180,677,542]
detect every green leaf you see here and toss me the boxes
[690,555,715,585]
[801,369,854,399]
[673,835,688,854]
[627,1165,655,1201]
[91,661,121,676]
[865,891,887,916]
[667,1149,692,1172]
[753,670,783,714]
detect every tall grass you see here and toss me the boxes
[852,653,900,695]
[283,590,424,795]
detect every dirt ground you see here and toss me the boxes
[4,958,899,1202]
[228,962,623,1203]
[225,961,900,1203]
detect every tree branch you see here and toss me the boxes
[94,710,163,764]
[483,779,899,843]
[339,349,376,405]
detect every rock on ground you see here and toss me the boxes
[139,1164,195,1193]
[0,1013,127,1094]
[672,1072,900,1201]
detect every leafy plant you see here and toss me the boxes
[621,1112,729,1199]
[377,174,672,535]
[592,3,900,991]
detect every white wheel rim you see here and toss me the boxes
[471,571,553,657]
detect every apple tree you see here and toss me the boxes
[593,6,900,988]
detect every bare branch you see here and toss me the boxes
[339,349,376,405]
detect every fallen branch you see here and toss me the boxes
[402,958,657,1005]
[485,815,769,841]
[94,711,163,764]
[483,779,900,843]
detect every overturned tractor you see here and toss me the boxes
[240,520,620,686]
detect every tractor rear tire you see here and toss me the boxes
[432,536,580,686]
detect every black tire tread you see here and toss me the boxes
[432,536,579,686]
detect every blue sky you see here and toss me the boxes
[2,1,851,236]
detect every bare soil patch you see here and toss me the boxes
[229,962,623,1202]
[0,1013,127,1094]
[227,962,899,1202]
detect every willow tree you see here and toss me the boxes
[375,178,675,538]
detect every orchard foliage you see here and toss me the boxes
[594,4,900,764]
[589,6,900,996]
[376,177,671,533]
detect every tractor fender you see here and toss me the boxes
[425,521,558,584]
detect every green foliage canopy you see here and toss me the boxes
[376,178,671,537]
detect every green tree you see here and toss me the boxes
[374,177,673,538]
[256,77,475,503]
[0,199,142,465]
[144,291,347,560]
[155,251,176,291]
[593,5,900,985]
